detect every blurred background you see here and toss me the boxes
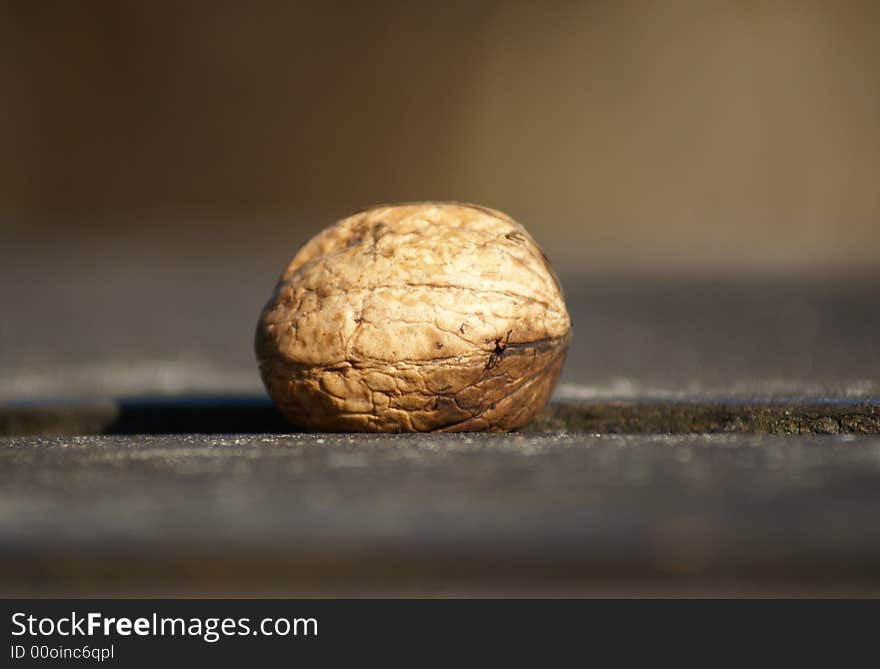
[2,1,879,399]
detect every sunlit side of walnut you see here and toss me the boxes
[255,202,571,432]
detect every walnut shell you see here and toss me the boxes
[255,202,571,432]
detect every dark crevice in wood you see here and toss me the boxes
[1,396,878,436]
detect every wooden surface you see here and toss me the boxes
[2,431,880,596]
[2,241,879,595]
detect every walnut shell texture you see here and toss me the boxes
[255,202,571,432]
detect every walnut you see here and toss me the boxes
[255,202,571,432]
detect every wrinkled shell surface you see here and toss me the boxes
[255,202,571,432]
